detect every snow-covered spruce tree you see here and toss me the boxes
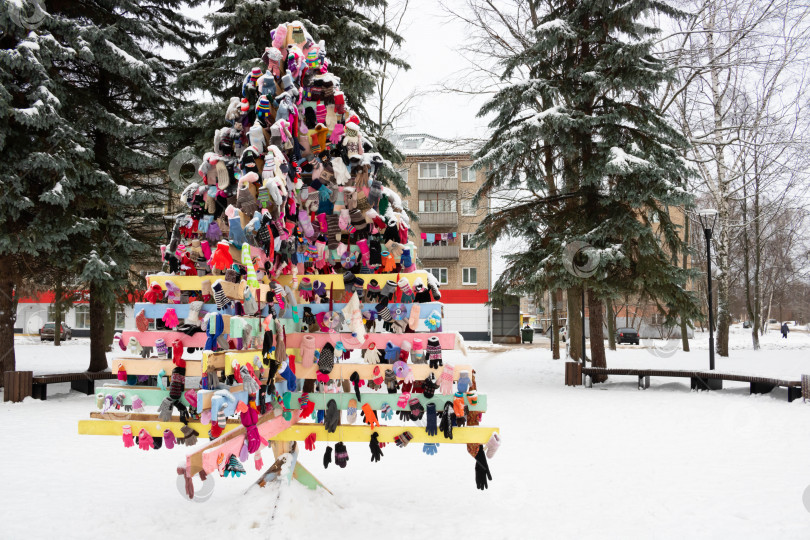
[177,0,409,192]
[0,8,99,379]
[40,1,203,371]
[473,0,700,376]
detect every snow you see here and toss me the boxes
[104,39,147,70]
[608,146,651,172]
[2,327,810,538]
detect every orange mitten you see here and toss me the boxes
[361,403,379,429]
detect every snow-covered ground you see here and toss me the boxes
[2,326,810,539]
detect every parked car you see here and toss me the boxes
[742,321,752,329]
[40,322,72,341]
[616,327,639,345]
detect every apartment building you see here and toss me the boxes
[394,133,491,340]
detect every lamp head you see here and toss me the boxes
[696,208,718,231]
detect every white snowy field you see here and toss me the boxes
[2,327,810,539]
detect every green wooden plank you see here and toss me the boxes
[98,385,191,408]
[288,392,487,412]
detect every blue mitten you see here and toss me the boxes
[279,361,297,392]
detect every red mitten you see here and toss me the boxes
[305,432,317,451]
[299,393,315,418]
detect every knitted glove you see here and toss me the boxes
[361,403,379,429]
[439,365,455,395]
[384,369,398,394]
[164,429,177,450]
[180,425,199,446]
[158,397,174,422]
[364,346,380,364]
[138,429,154,451]
[305,432,317,451]
[380,403,393,421]
[423,374,440,399]
[122,425,134,448]
[486,433,501,459]
[323,446,333,469]
[425,403,438,436]
[474,445,492,490]
[409,397,425,421]
[397,392,411,409]
[324,399,339,433]
[394,431,413,448]
[334,442,349,468]
[423,443,439,456]
[240,365,261,395]
[369,432,383,462]
[299,393,315,418]
[224,455,246,478]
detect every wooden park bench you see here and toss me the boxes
[575,366,807,402]
[32,371,117,400]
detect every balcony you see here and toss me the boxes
[418,212,458,228]
[418,177,458,192]
[419,245,460,260]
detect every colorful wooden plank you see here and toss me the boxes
[291,362,473,381]
[273,425,498,444]
[97,384,244,409]
[88,411,241,424]
[133,301,442,320]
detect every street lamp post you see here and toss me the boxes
[697,209,718,371]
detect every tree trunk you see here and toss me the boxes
[104,299,116,352]
[588,293,607,382]
[567,285,583,361]
[551,289,560,359]
[88,282,108,372]
[0,255,17,386]
[53,278,62,347]
[679,214,690,351]
[606,297,616,351]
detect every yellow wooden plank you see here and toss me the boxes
[273,425,498,444]
[78,419,240,438]
[115,358,203,377]
[147,272,430,292]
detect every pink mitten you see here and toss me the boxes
[122,425,134,448]
[254,449,264,470]
[339,209,350,232]
[397,392,411,408]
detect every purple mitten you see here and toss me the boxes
[164,429,177,449]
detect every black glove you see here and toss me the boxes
[425,403,438,436]
[258,385,267,414]
[349,371,361,401]
[429,357,442,369]
[369,432,383,462]
[439,402,454,440]
[474,445,492,490]
[334,442,349,468]
[397,410,410,422]
[324,399,339,433]
[323,446,332,469]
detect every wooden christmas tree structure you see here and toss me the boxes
[78,19,499,495]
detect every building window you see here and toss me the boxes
[462,267,477,285]
[426,268,448,285]
[461,199,476,216]
[461,233,475,249]
[115,309,126,330]
[418,161,457,179]
[74,305,91,329]
[419,192,457,213]
[460,166,475,182]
